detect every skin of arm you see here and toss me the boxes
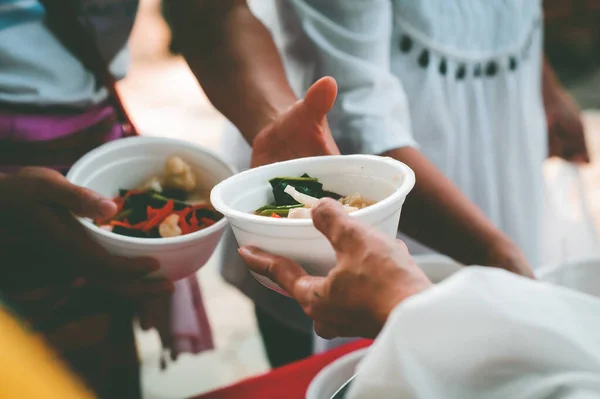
[542,55,589,163]
[384,147,531,276]
[164,0,298,144]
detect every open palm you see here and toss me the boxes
[251,77,340,168]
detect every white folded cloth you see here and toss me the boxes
[348,267,600,399]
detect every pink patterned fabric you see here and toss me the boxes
[0,104,116,141]
[171,278,214,357]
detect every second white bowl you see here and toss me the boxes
[306,348,368,399]
[67,136,236,281]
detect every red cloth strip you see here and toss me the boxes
[189,339,373,399]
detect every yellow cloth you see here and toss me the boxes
[0,308,94,399]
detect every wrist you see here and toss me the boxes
[542,59,563,106]
[374,268,433,333]
[244,94,297,145]
[543,79,561,108]
[483,237,534,278]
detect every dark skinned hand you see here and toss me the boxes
[0,167,174,299]
[239,199,432,339]
[251,77,341,168]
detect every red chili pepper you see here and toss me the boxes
[176,207,191,219]
[179,215,191,235]
[174,207,192,235]
[131,221,148,230]
[190,209,199,229]
[201,217,216,227]
[143,200,174,232]
[271,213,282,218]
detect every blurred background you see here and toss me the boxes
[119,0,600,397]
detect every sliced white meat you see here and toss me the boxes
[288,207,312,219]
[284,185,319,208]
[284,185,360,214]
[159,214,182,238]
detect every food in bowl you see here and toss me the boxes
[254,174,375,219]
[95,156,222,238]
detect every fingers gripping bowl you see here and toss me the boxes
[67,136,236,281]
[210,155,416,294]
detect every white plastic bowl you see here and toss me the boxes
[66,136,236,281]
[413,254,463,283]
[306,348,368,399]
[210,155,415,294]
[537,257,600,297]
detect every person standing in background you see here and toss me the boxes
[218,0,589,365]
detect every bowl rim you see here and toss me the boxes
[306,347,369,399]
[536,256,600,281]
[66,136,237,246]
[210,154,416,227]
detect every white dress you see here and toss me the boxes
[218,0,547,351]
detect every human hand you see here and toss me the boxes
[239,199,432,339]
[250,77,341,168]
[138,295,175,367]
[484,238,535,279]
[545,82,589,164]
[0,167,174,299]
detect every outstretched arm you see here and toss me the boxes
[165,0,339,166]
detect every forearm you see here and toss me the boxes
[542,55,562,105]
[384,147,521,269]
[166,0,297,144]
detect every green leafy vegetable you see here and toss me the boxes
[269,173,341,206]
[255,174,343,217]
[255,204,305,217]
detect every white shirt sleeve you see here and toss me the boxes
[348,267,600,399]
[287,0,416,155]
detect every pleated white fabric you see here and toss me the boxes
[348,267,600,399]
